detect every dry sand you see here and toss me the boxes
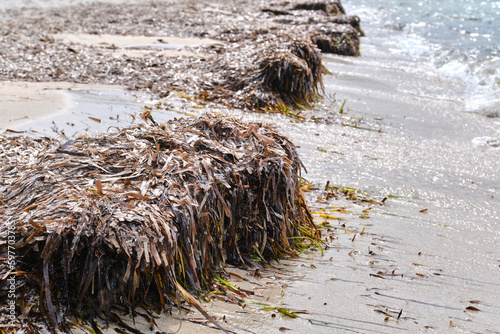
[0,82,67,132]
[0,81,128,133]
[54,33,221,58]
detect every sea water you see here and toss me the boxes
[343,0,500,140]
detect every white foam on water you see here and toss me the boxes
[437,55,500,117]
[344,0,500,140]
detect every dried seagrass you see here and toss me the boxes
[202,39,329,112]
[0,0,362,113]
[311,25,361,56]
[0,116,317,332]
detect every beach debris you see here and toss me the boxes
[292,0,346,15]
[0,116,318,332]
[311,26,361,56]
[322,183,385,205]
[261,306,308,319]
[201,39,329,112]
[0,0,362,114]
[262,0,363,56]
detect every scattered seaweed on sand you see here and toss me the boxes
[0,116,319,332]
[0,0,362,114]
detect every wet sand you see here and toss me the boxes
[0,82,129,133]
[228,53,500,333]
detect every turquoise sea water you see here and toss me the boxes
[344,0,500,117]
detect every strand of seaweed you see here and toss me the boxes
[0,116,319,333]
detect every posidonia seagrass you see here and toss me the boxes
[0,0,362,114]
[0,116,319,333]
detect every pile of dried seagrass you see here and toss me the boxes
[0,116,318,333]
[261,0,364,56]
[201,39,329,112]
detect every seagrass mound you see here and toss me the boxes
[203,39,329,112]
[292,0,346,15]
[311,26,361,56]
[0,116,318,332]
[262,0,364,56]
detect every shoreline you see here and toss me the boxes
[0,82,68,132]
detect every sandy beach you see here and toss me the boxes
[0,82,131,133]
[0,82,68,132]
[0,31,220,133]
[1,1,499,333]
